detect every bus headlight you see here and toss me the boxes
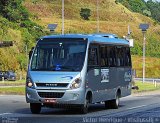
[70,78,81,89]
[26,77,35,89]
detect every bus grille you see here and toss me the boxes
[38,92,64,98]
[36,83,68,88]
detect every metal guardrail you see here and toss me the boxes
[0,41,13,47]
[134,78,160,82]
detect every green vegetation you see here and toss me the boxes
[0,0,29,22]
[0,79,25,95]
[0,0,48,77]
[117,0,160,22]
[133,81,160,93]
[132,55,160,78]
[115,0,160,57]
[116,0,147,14]
[23,0,160,78]
[0,80,25,86]
[0,87,25,95]
[80,8,91,20]
[0,0,160,78]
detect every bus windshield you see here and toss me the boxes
[30,38,87,71]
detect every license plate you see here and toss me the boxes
[44,99,56,103]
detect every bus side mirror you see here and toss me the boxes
[29,51,32,60]
[29,47,34,60]
[132,86,139,90]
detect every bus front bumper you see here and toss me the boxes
[26,87,85,105]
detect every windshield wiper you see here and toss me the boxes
[31,68,56,71]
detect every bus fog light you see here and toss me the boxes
[73,93,79,99]
[73,93,79,97]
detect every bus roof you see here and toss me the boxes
[41,34,129,46]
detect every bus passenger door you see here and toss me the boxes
[87,45,101,103]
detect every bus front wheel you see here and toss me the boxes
[30,103,41,114]
[80,97,89,114]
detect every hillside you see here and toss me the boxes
[24,0,160,55]
[0,1,47,78]
[23,0,160,77]
[24,0,155,34]
[0,0,160,78]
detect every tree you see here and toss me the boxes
[80,8,91,20]
[0,0,29,22]
[143,9,151,17]
[128,0,148,13]
[146,0,160,22]
[117,0,160,22]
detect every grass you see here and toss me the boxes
[0,80,25,86]
[133,81,160,93]
[0,87,25,95]
[24,0,153,37]
[132,55,160,78]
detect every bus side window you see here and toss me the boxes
[125,47,131,67]
[88,47,98,67]
[100,46,109,67]
[107,46,116,67]
[116,46,125,67]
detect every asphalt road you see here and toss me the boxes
[1,93,160,123]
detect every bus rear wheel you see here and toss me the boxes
[30,103,41,114]
[112,94,120,109]
[105,94,120,109]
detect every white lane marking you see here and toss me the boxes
[0,113,12,116]
[127,105,147,110]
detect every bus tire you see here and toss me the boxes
[105,94,120,109]
[30,103,41,114]
[80,97,89,114]
[111,94,120,109]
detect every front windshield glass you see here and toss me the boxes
[31,38,87,71]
